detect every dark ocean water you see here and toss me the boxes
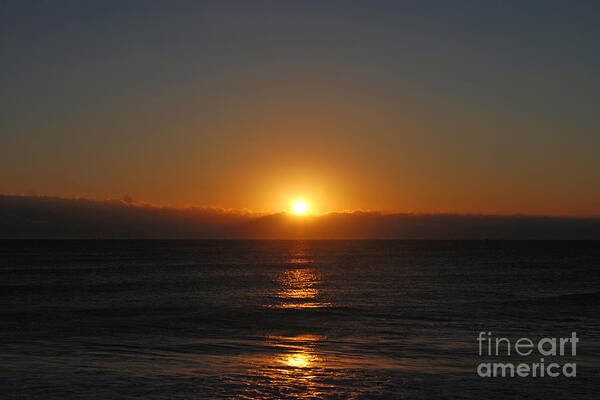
[1,240,599,399]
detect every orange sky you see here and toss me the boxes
[1,2,599,216]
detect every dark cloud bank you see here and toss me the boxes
[1,195,599,239]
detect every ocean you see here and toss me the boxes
[1,240,599,398]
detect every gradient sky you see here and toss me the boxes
[1,0,599,215]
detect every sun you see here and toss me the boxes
[291,200,308,215]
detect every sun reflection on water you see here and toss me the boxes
[270,267,332,309]
[254,334,326,397]
[278,351,318,369]
[233,245,402,398]
[263,245,331,310]
[244,245,334,396]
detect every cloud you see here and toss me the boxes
[0,195,253,239]
[1,195,599,239]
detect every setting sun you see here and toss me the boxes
[291,201,308,215]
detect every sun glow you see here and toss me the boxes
[291,200,308,215]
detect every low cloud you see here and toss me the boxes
[1,195,599,239]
